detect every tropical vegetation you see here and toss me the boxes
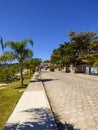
[50,31,98,68]
[0,39,33,85]
[0,37,42,129]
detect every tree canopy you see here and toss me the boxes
[1,38,33,85]
[50,31,98,67]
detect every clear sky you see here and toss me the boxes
[0,0,98,61]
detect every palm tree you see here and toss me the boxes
[4,39,33,85]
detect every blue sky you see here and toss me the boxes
[0,0,98,61]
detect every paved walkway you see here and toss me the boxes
[4,76,57,130]
[41,70,98,130]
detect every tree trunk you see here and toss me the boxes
[20,62,23,86]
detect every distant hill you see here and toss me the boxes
[0,63,19,68]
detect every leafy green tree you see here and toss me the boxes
[59,42,72,66]
[50,42,72,68]
[89,39,98,51]
[68,31,96,65]
[51,31,97,68]
[86,39,98,66]
[51,48,61,65]
[24,58,42,75]
[3,39,33,85]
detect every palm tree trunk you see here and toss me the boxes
[20,62,23,86]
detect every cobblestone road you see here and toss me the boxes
[41,70,98,130]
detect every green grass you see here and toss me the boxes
[0,79,30,130]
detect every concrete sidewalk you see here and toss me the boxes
[4,77,57,130]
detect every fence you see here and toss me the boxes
[75,65,98,76]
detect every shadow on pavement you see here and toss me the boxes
[4,108,81,130]
[4,108,57,130]
[30,79,42,82]
[30,78,59,83]
[42,78,58,82]
[53,112,80,130]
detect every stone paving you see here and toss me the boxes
[41,70,98,130]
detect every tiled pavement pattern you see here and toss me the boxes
[41,70,98,130]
